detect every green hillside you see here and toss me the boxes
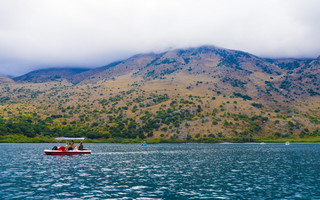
[1,46,320,143]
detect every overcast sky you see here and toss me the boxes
[0,0,319,76]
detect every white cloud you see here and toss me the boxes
[0,0,319,76]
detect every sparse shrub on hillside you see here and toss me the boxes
[91,122,99,127]
[222,77,247,88]
[186,134,192,141]
[280,80,292,90]
[196,105,202,113]
[212,119,218,125]
[0,96,10,103]
[308,115,320,124]
[278,61,299,70]
[180,99,194,105]
[307,89,320,96]
[274,132,281,137]
[109,95,122,102]
[131,105,138,113]
[152,94,169,104]
[233,92,252,100]
[183,58,190,64]
[161,58,176,64]
[251,103,263,108]
[298,129,309,138]
[161,127,168,132]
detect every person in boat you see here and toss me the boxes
[71,140,76,150]
[78,142,84,150]
[65,141,69,151]
[67,141,73,150]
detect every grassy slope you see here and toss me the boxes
[1,72,320,143]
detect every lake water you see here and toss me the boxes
[0,143,319,199]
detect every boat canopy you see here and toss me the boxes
[55,137,85,141]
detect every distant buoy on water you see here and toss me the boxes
[141,142,147,146]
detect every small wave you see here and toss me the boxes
[92,151,158,155]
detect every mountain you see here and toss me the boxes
[12,46,320,99]
[13,68,90,83]
[1,45,320,141]
[75,45,319,100]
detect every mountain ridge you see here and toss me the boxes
[13,67,90,83]
[12,46,319,86]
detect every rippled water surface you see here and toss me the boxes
[0,143,320,199]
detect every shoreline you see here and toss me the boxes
[1,142,320,144]
[1,135,320,144]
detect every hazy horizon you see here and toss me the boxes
[0,0,319,76]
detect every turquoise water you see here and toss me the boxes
[0,143,319,199]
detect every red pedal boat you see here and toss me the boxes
[44,137,91,155]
